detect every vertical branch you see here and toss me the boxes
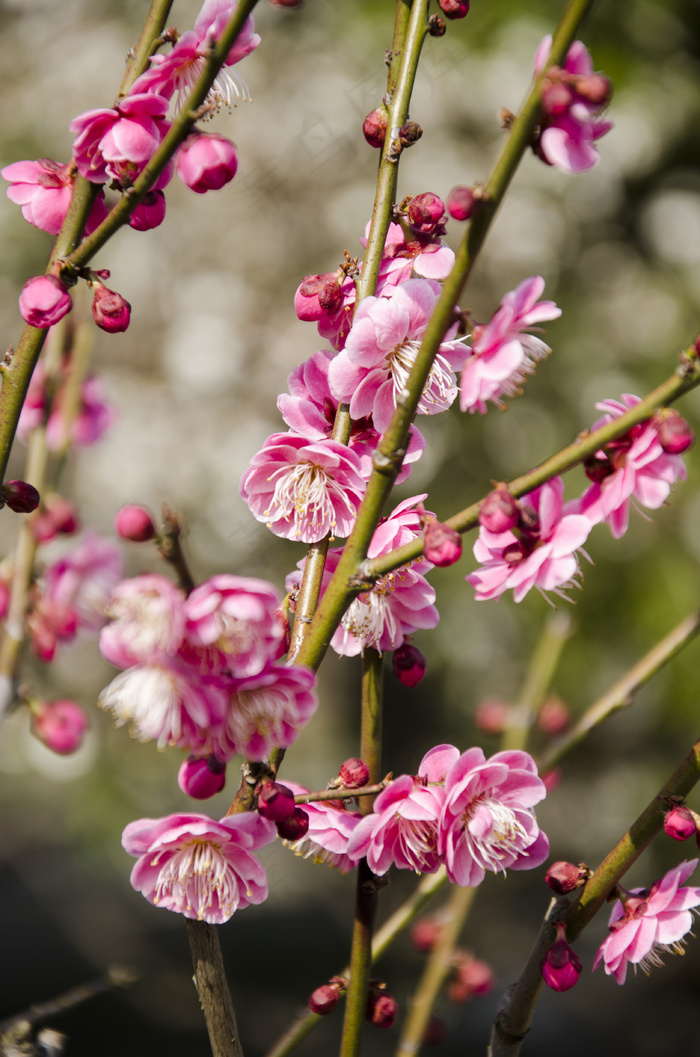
[187,921,245,1057]
[339,648,384,1057]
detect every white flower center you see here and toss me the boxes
[173,56,250,113]
[227,686,284,745]
[154,840,240,919]
[387,340,457,416]
[462,794,530,874]
[265,460,353,538]
[340,574,402,650]
[111,589,178,655]
[100,666,185,748]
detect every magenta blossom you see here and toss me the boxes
[100,574,187,670]
[347,745,460,875]
[328,278,465,433]
[70,93,172,186]
[19,275,72,330]
[213,663,317,761]
[542,923,582,992]
[176,131,238,193]
[593,860,700,985]
[2,158,107,236]
[122,810,276,923]
[459,276,561,414]
[466,477,592,603]
[361,220,455,283]
[578,394,687,539]
[438,747,549,887]
[279,781,362,874]
[31,699,89,755]
[534,37,612,173]
[43,532,123,632]
[240,432,366,543]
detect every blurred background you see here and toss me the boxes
[1,0,700,1053]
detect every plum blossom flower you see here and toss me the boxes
[361,220,455,283]
[279,781,362,874]
[578,394,687,539]
[131,0,260,111]
[438,747,549,887]
[534,37,613,173]
[43,532,123,632]
[593,860,700,985]
[122,811,276,923]
[459,276,561,414]
[213,664,317,761]
[240,432,366,543]
[328,279,465,433]
[277,349,425,485]
[466,477,592,603]
[70,94,172,186]
[100,574,187,669]
[1,158,107,235]
[31,699,89,755]
[347,745,460,875]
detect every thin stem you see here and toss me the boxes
[288,540,330,660]
[293,781,390,805]
[539,608,700,773]
[186,920,244,1057]
[339,648,383,1057]
[117,0,176,100]
[502,612,573,752]
[158,504,196,594]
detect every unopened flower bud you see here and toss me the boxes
[338,757,370,789]
[573,72,612,107]
[31,699,88,755]
[363,108,388,149]
[411,916,444,953]
[308,980,343,1015]
[129,190,166,231]
[474,697,509,734]
[423,516,462,567]
[542,922,581,992]
[541,79,573,116]
[447,185,476,222]
[584,452,614,482]
[652,410,695,455]
[392,642,426,688]
[664,805,698,842]
[545,861,590,894]
[19,274,72,329]
[115,504,157,542]
[258,780,296,822]
[479,485,519,533]
[276,806,309,840]
[537,696,571,736]
[427,14,446,36]
[178,755,226,799]
[398,121,423,148]
[176,131,239,194]
[439,0,470,17]
[1,479,40,513]
[407,192,445,234]
[447,952,495,1003]
[44,494,79,535]
[92,284,131,334]
[366,990,398,1029]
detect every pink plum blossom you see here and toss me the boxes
[466,477,592,603]
[277,349,425,485]
[534,37,613,173]
[122,810,276,923]
[328,278,465,433]
[279,781,362,874]
[43,532,123,632]
[1,158,107,236]
[176,131,238,193]
[31,699,89,755]
[19,275,72,330]
[438,747,549,887]
[293,269,358,351]
[100,574,187,669]
[184,574,285,677]
[361,220,455,283]
[240,432,366,543]
[132,0,260,111]
[213,663,317,761]
[347,745,460,875]
[459,276,561,414]
[578,394,687,538]
[593,860,700,985]
[70,94,172,186]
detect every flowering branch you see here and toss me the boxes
[292,780,391,805]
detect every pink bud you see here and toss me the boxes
[178,755,226,799]
[479,485,519,533]
[308,981,343,1015]
[128,190,166,231]
[438,0,470,17]
[19,274,72,329]
[411,916,444,953]
[542,922,581,992]
[276,806,310,840]
[392,642,426,688]
[115,504,157,542]
[423,517,462,567]
[474,697,509,734]
[573,73,612,107]
[176,131,238,194]
[541,79,573,116]
[407,193,445,234]
[446,185,476,222]
[44,494,79,535]
[664,805,698,841]
[258,780,296,822]
[362,108,387,149]
[338,757,370,789]
[366,991,398,1029]
[31,699,88,755]
[1,479,40,513]
[545,861,590,894]
[652,410,695,455]
[92,284,131,334]
[447,952,495,1003]
[537,696,571,736]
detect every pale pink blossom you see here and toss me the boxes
[593,860,700,985]
[1,158,107,235]
[578,394,687,538]
[99,658,227,752]
[44,532,123,632]
[122,810,276,923]
[328,278,465,433]
[277,349,425,485]
[240,432,366,543]
[438,748,549,887]
[293,270,358,351]
[184,574,285,677]
[213,663,317,761]
[534,37,612,173]
[459,276,561,414]
[70,94,172,186]
[279,781,362,874]
[466,477,592,603]
[176,131,238,193]
[347,745,460,875]
[100,574,187,669]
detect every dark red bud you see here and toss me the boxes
[363,108,388,149]
[398,122,423,148]
[407,192,445,234]
[584,453,614,483]
[276,806,309,840]
[366,991,398,1028]
[438,0,470,17]
[44,494,79,535]
[423,517,462,567]
[392,642,426,688]
[545,861,590,894]
[427,14,446,36]
[479,485,519,533]
[2,480,40,513]
[308,981,343,1015]
[92,284,131,334]
[447,185,476,222]
[542,923,582,992]
[258,780,296,822]
[338,757,370,789]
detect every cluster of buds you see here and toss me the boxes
[410,916,494,1004]
[256,779,309,840]
[584,411,694,484]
